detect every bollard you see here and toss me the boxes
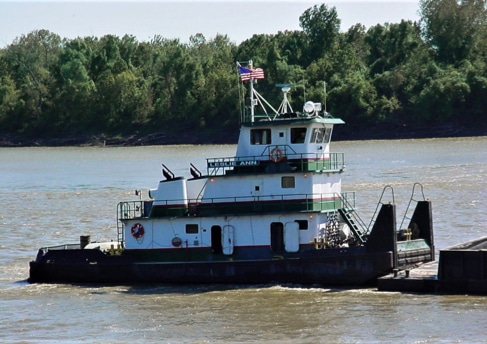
[80,235,91,249]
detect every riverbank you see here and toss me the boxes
[0,130,234,147]
[1,122,486,147]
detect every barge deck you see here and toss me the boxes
[377,236,487,294]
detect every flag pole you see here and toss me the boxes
[249,60,254,123]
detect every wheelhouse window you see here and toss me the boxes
[281,176,295,188]
[324,127,332,143]
[291,128,307,144]
[186,224,198,234]
[251,129,271,145]
[310,127,333,144]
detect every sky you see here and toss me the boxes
[0,1,421,48]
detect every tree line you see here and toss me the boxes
[1,0,486,144]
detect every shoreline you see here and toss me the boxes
[1,124,486,147]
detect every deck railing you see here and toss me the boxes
[207,152,345,176]
[117,192,356,220]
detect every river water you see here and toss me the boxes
[1,138,486,343]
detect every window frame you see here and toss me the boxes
[281,176,295,188]
[250,129,271,145]
[186,224,199,234]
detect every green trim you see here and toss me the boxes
[150,206,188,217]
[121,196,345,219]
[397,239,430,251]
[196,198,341,216]
[207,153,345,176]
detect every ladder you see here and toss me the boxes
[337,208,367,244]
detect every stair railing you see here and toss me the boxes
[366,185,395,232]
[399,182,426,230]
[338,194,370,242]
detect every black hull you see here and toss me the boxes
[29,249,393,286]
[28,201,435,286]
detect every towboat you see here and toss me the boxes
[28,62,435,285]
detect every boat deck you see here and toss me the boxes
[377,261,439,293]
[377,236,487,294]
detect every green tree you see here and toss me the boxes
[0,74,20,131]
[331,71,379,126]
[272,30,308,66]
[52,38,96,132]
[362,21,431,125]
[150,38,206,128]
[413,65,470,122]
[420,0,487,64]
[299,4,341,64]
[3,30,61,133]
[90,35,147,131]
[188,34,238,130]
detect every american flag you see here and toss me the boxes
[238,66,251,82]
[251,68,265,80]
[238,66,265,82]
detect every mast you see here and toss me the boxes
[323,81,327,113]
[249,60,254,123]
[238,60,276,122]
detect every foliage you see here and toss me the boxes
[420,0,487,64]
[0,1,486,142]
[299,4,341,64]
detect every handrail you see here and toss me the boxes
[339,193,370,236]
[207,152,345,175]
[117,192,355,219]
[399,182,426,230]
[367,185,395,230]
[117,201,145,244]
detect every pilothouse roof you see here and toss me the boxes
[241,116,345,127]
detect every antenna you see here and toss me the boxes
[301,79,307,103]
[276,84,295,114]
[323,81,327,113]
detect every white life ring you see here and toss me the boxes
[131,223,145,239]
[269,147,283,163]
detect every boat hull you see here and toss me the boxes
[28,248,393,286]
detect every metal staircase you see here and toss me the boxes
[337,194,369,244]
[337,208,367,244]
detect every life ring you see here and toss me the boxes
[171,237,182,247]
[269,147,283,162]
[131,223,145,239]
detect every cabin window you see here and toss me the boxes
[251,129,271,145]
[186,224,198,234]
[295,220,308,230]
[324,127,332,143]
[281,176,295,188]
[270,222,284,251]
[310,128,324,143]
[310,127,333,144]
[211,226,223,254]
[291,128,307,144]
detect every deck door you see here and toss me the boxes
[222,225,234,255]
[211,225,223,254]
[284,221,300,252]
